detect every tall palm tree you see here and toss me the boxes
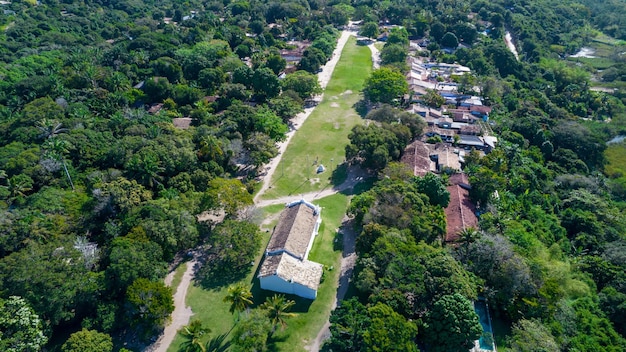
[37,119,68,139]
[179,320,210,352]
[205,331,231,352]
[455,227,481,262]
[223,283,253,317]
[260,294,297,334]
[44,138,75,191]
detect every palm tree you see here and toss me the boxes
[44,138,75,191]
[223,283,253,317]
[455,227,481,262]
[179,320,210,352]
[260,294,297,334]
[205,331,231,352]
[37,119,68,140]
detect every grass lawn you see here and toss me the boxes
[605,140,626,179]
[259,36,372,200]
[167,193,350,352]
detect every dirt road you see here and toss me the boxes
[146,259,197,352]
[304,217,357,352]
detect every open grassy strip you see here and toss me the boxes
[167,222,275,352]
[605,140,626,195]
[167,193,349,352]
[260,37,372,200]
[269,193,349,351]
[168,262,188,291]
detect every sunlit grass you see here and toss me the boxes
[260,37,371,200]
[167,194,350,352]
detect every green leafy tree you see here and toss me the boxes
[413,173,450,207]
[61,329,113,352]
[422,89,445,108]
[245,132,279,168]
[231,310,271,352]
[327,298,369,351]
[345,124,410,171]
[252,68,280,100]
[363,303,417,352]
[423,293,482,352]
[105,237,167,295]
[0,243,95,327]
[441,32,459,48]
[359,22,379,39]
[126,278,174,333]
[201,178,253,217]
[507,319,559,352]
[253,108,288,142]
[280,71,322,100]
[0,296,48,352]
[199,220,262,284]
[363,67,408,104]
[380,44,408,66]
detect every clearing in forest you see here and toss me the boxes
[259,36,372,200]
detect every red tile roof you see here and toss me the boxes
[401,140,431,177]
[445,177,478,243]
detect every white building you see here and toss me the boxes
[258,199,323,299]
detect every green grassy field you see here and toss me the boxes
[605,140,626,179]
[167,193,349,352]
[259,36,372,200]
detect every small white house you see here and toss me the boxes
[258,199,323,299]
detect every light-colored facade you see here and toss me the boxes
[258,199,323,299]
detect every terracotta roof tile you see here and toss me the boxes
[265,201,319,259]
[401,140,431,177]
[445,182,478,242]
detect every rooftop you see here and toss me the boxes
[258,252,323,290]
[265,200,320,260]
[445,177,478,242]
[401,140,432,177]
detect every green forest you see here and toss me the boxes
[1,0,626,350]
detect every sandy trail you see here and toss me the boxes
[254,29,355,203]
[304,217,357,352]
[146,259,197,352]
[369,42,380,69]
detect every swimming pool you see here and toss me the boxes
[474,299,495,351]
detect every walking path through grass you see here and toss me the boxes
[257,35,372,201]
[254,29,355,203]
[164,30,373,352]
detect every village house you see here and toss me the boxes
[258,199,323,300]
[444,173,478,243]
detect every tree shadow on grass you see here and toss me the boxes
[330,163,349,186]
[249,274,314,313]
[194,259,250,291]
[206,331,232,352]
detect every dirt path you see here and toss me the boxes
[305,217,357,352]
[146,259,197,352]
[368,42,380,69]
[254,29,355,203]
[255,164,368,208]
